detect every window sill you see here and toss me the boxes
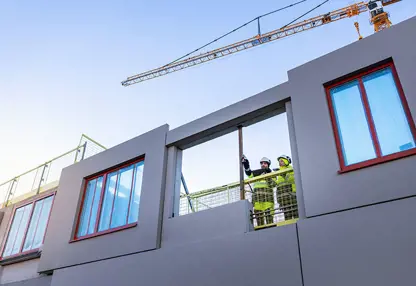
[0,249,41,266]
[70,222,137,243]
[338,148,416,174]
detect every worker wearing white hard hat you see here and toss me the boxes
[241,155,275,226]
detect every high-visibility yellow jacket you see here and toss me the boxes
[276,165,296,193]
[246,168,275,204]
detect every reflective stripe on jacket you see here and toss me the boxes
[247,170,275,203]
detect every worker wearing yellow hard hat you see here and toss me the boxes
[275,155,298,220]
[241,155,275,226]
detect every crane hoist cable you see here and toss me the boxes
[281,0,330,29]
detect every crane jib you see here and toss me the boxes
[121,0,401,86]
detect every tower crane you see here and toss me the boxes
[122,0,402,86]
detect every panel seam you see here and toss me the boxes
[296,223,305,286]
[307,194,416,219]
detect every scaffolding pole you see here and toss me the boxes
[181,173,194,212]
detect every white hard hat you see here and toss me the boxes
[278,155,292,165]
[260,157,271,166]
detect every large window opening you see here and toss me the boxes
[178,112,297,229]
[242,114,295,228]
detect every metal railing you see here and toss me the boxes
[0,134,106,208]
[179,169,299,229]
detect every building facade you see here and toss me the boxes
[0,16,415,286]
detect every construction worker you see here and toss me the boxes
[241,155,275,226]
[275,155,298,220]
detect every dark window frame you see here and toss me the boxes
[72,157,144,242]
[0,192,56,260]
[326,61,416,173]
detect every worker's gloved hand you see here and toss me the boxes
[241,155,250,170]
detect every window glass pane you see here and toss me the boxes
[7,204,33,256]
[22,200,44,252]
[77,179,97,237]
[87,176,103,234]
[110,165,134,229]
[128,162,144,224]
[331,80,377,165]
[3,207,25,257]
[98,172,117,232]
[76,161,143,237]
[30,196,53,250]
[364,68,415,156]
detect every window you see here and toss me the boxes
[178,113,293,218]
[1,195,54,259]
[326,62,416,172]
[75,159,144,240]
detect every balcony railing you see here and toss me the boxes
[0,134,106,208]
[180,168,299,229]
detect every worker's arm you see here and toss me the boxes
[252,169,265,176]
[241,155,252,176]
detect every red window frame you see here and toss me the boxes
[326,61,416,173]
[0,192,55,260]
[72,157,144,242]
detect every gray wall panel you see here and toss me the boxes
[1,276,51,286]
[166,82,290,149]
[0,259,41,284]
[288,16,416,217]
[38,125,169,272]
[162,200,252,248]
[298,197,416,286]
[163,146,183,219]
[50,224,302,286]
[285,101,306,219]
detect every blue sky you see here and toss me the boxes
[0,0,414,190]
